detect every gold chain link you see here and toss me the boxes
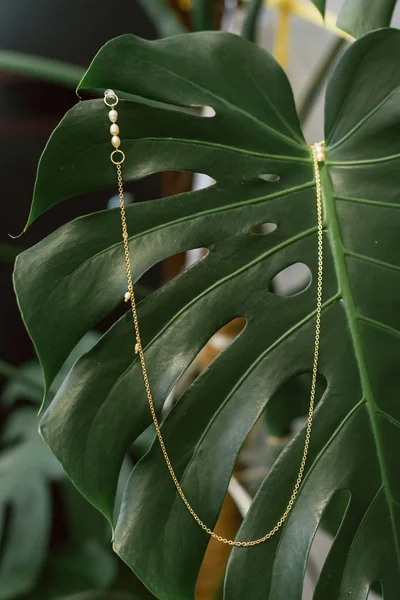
[105,90,324,546]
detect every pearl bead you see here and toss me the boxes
[124,291,131,302]
[109,109,118,123]
[111,135,121,148]
[110,123,119,135]
[105,89,115,97]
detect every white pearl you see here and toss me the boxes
[105,88,115,97]
[110,123,119,135]
[111,135,121,148]
[109,109,118,123]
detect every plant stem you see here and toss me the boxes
[192,0,217,30]
[241,0,264,42]
[0,50,84,88]
[137,0,187,36]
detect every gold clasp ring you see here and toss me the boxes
[104,89,119,108]
[110,149,125,165]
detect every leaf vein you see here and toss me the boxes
[327,84,400,151]
[35,181,315,321]
[84,228,321,466]
[345,250,400,273]
[129,58,306,150]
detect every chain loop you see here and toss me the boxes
[106,90,325,546]
[111,149,125,165]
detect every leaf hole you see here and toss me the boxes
[232,371,327,499]
[173,247,209,276]
[367,581,383,599]
[108,191,134,209]
[250,222,278,235]
[189,105,216,117]
[270,262,311,297]
[302,489,351,598]
[162,169,215,194]
[265,371,327,440]
[163,317,247,417]
[161,247,210,279]
[98,246,209,334]
[162,170,216,195]
[130,317,247,486]
[192,173,217,191]
[230,371,325,503]
[258,173,280,183]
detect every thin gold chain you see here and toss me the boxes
[104,90,325,547]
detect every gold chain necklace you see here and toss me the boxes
[104,89,325,547]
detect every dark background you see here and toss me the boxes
[1,0,162,370]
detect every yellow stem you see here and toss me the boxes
[273,0,291,68]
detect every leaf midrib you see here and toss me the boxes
[122,136,311,162]
[322,165,400,569]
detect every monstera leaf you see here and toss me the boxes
[14,30,400,599]
[311,0,397,37]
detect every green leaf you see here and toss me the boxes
[337,0,397,37]
[0,332,104,599]
[0,360,45,405]
[136,0,187,37]
[311,0,397,36]
[17,32,307,392]
[241,0,264,42]
[14,29,400,599]
[0,409,62,599]
[1,331,100,407]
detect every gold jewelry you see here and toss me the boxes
[104,89,325,546]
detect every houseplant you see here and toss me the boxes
[13,13,400,600]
